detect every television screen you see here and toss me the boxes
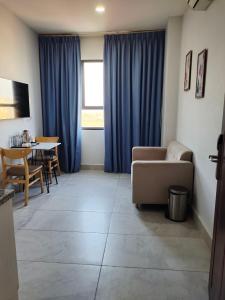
[0,77,30,120]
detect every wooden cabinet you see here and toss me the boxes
[0,193,18,300]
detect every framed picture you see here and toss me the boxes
[196,49,208,98]
[184,50,192,91]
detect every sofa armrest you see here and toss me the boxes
[132,147,167,161]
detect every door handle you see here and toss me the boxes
[209,134,224,180]
[209,155,219,163]
[209,154,222,180]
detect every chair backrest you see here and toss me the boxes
[166,141,193,162]
[35,136,60,157]
[35,136,59,143]
[0,148,31,177]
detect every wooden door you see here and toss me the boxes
[209,100,225,299]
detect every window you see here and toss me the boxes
[81,61,104,129]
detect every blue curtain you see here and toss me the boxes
[104,31,165,173]
[39,36,81,173]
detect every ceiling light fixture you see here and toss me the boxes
[95,5,105,13]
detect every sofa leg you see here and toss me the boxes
[135,204,142,210]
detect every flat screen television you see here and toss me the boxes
[0,77,30,120]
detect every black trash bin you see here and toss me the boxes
[168,186,189,222]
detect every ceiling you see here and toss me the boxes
[0,0,187,34]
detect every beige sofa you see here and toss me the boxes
[131,141,194,206]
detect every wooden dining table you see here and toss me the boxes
[31,142,61,193]
[31,142,61,151]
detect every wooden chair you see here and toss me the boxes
[0,148,44,206]
[35,136,60,183]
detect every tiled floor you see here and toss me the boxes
[13,171,210,300]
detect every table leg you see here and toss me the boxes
[53,166,58,185]
[40,150,50,193]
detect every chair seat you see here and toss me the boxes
[7,165,42,177]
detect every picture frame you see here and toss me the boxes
[196,49,208,98]
[184,50,192,91]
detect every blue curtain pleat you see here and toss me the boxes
[104,31,165,173]
[39,36,81,173]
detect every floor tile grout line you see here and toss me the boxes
[13,206,198,221]
[14,172,208,299]
[16,228,108,235]
[93,177,120,300]
[93,261,103,300]
[16,228,109,234]
[17,209,115,214]
[17,259,101,267]
[16,259,209,274]
[14,207,140,215]
[13,177,127,205]
[14,208,113,232]
[14,194,121,214]
[15,173,121,299]
[100,264,210,274]
[15,228,203,239]
[93,217,110,300]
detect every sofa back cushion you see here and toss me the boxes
[166,141,193,162]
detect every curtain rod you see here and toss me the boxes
[39,28,165,37]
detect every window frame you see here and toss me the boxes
[81,60,104,130]
[82,60,104,110]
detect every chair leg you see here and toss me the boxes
[43,168,50,193]
[19,182,24,193]
[24,183,29,206]
[22,176,25,192]
[48,161,52,184]
[57,161,61,176]
[40,170,44,193]
[1,178,7,189]
[135,204,142,210]
[53,166,58,185]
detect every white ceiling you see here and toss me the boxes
[0,0,187,34]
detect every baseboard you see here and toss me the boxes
[80,164,104,171]
[192,207,212,249]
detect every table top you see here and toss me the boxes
[31,142,61,151]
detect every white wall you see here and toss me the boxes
[0,4,42,148]
[81,130,104,165]
[162,17,182,146]
[176,0,225,236]
[80,36,104,166]
[80,36,104,61]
